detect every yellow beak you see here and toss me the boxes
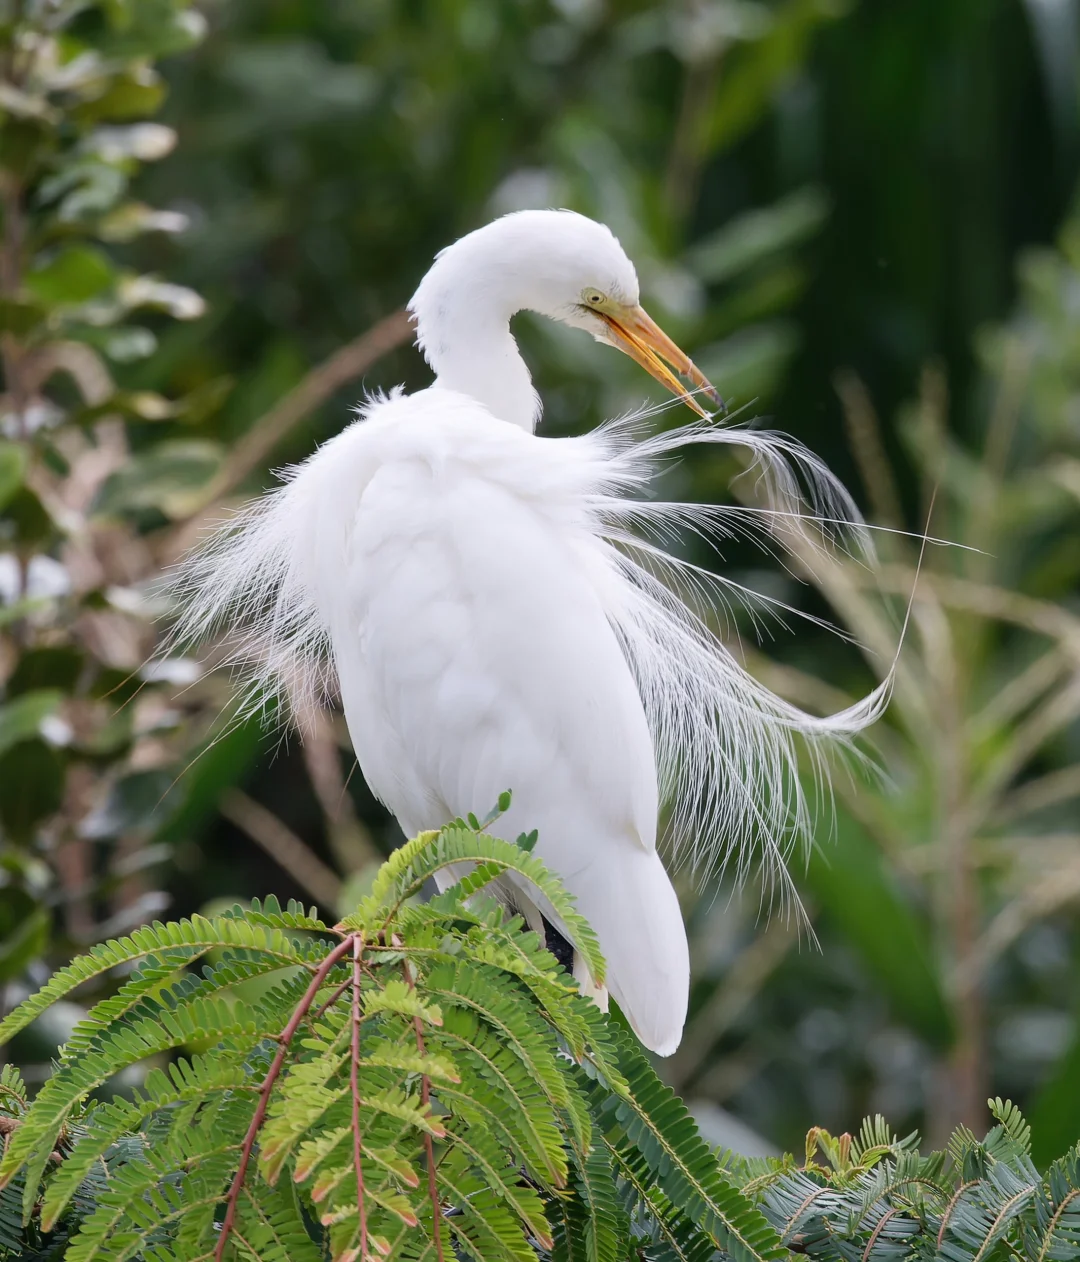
[595,302,724,418]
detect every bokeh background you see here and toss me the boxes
[3,0,1080,1165]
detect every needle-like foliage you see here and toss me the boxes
[733,1100,1080,1262]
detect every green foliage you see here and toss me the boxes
[0,0,212,1010]
[803,808,953,1051]
[730,1099,1080,1262]
[0,830,1077,1261]
[0,824,783,1261]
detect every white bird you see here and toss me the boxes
[170,210,889,1056]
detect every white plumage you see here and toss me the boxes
[170,210,889,1056]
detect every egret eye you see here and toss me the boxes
[584,291,605,306]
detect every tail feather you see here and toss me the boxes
[501,850,689,1058]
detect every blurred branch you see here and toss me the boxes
[664,53,721,222]
[834,369,904,530]
[959,847,1080,987]
[689,1048,766,1106]
[160,308,414,563]
[219,788,342,910]
[917,363,948,526]
[23,341,113,407]
[999,764,1080,823]
[783,533,933,738]
[966,337,1031,581]
[921,589,986,1134]
[969,646,1068,737]
[970,679,1080,827]
[300,710,381,875]
[871,568,1080,659]
[214,308,413,499]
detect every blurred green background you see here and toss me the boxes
[3,0,1080,1166]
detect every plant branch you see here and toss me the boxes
[969,647,1068,738]
[861,1207,904,1262]
[301,709,381,874]
[834,369,904,530]
[664,52,721,222]
[920,593,985,1135]
[351,933,369,1262]
[403,956,444,1262]
[215,934,355,1261]
[936,1180,982,1249]
[158,308,414,565]
[959,852,1080,986]
[215,307,412,499]
[219,788,343,911]
[966,335,1031,584]
[868,570,1080,659]
[999,764,1080,823]
[311,977,352,1026]
[219,305,408,497]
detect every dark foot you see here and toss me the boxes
[542,916,575,973]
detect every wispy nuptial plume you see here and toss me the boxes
[165,394,893,916]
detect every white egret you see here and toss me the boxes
[171,210,889,1056]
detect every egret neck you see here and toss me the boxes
[409,230,547,430]
[415,296,541,431]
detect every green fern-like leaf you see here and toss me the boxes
[608,1143,718,1262]
[1023,1143,1080,1261]
[349,826,605,987]
[17,823,1060,1262]
[988,1097,1033,1160]
[937,1160,1040,1262]
[586,1029,787,1262]
[567,1139,629,1262]
[40,1054,253,1230]
[0,914,325,1049]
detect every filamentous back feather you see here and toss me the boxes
[164,393,892,912]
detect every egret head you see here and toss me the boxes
[410,209,723,423]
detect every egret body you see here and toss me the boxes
[173,211,888,1055]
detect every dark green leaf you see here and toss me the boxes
[0,486,54,545]
[0,739,65,840]
[94,439,221,517]
[0,442,27,511]
[6,648,83,698]
[25,245,117,306]
[1030,1021,1080,1167]
[0,296,46,337]
[0,690,63,758]
[0,891,50,984]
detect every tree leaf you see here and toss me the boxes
[0,690,63,758]
[94,439,222,518]
[25,245,117,306]
[0,442,27,510]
